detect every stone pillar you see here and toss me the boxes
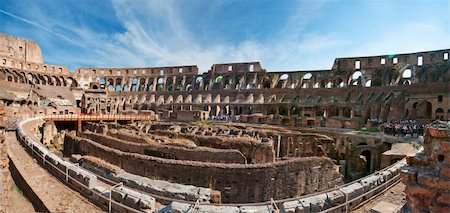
[401,121,450,213]
[181,76,186,91]
[143,77,149,91]
[152,78,157,91]
[172,76,177,91]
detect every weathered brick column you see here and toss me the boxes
[401,121,450,213]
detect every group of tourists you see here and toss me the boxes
[382,119,425,138]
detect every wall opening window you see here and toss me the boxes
[380,58,386,65]
[249,64,254,72]
[417,56,423,66]
[402,69,412,78]
[19,46,23,52]
[160,69,164,75]
[393,57,398,64]
[444,52,448,60]
[178,68,183,73]
[355,60,360,69]
[438,95,443,102]
[228,65,232,71]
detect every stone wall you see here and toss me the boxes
[0,33,43,64]
[64,134,343,203]
[79,130,247,164]
[0,128,12,212]
[401,121,450,212]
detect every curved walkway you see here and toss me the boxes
[6,131,103,213]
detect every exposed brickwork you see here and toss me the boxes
[401,121,450,212]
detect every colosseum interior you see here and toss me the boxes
[0,32,449,213]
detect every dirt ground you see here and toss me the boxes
[352,181,406,213]
[11,185,36,213]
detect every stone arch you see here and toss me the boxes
[435,108,444,120]
[372,77,382,87]
[157,77,165,91]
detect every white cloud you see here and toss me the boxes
[1,1,447,73]
[0,9,76,44]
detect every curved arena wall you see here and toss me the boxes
[64,133,343,203]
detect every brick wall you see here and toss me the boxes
[64,134,343,203]
[401,121,450,212]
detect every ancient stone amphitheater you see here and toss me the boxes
[0,33,449,212]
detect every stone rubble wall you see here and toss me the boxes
[16,117,157,212]
[64,133,343,203]
[0,128,12,213]
[79,130,246,164]
[401,121,450,213]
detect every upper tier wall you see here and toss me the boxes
[0,33,43,64]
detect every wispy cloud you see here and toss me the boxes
[0,9,77,44]
[0,0,448,72]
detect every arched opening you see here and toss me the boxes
[403,80,411,85]
[360,150,372,174]
[313,82,320,88]
[352,71,362,80]
[435,108,444,120]
[426,102,432,119]
[99,78,106,85]
[303,73,312,80]
[195,76,203,90]
[276,74,289,88]
[167,84,174,91]
[249,64,254,72]
[115,84,122,92]
[402,69,412,78]
[157,77,165,91]
[214,75,223,86]
[263,78,271,89]
[139,79,146,91]
[365,80,372,87]
[147,83,153,91]
[279,106,288,116]
[185,84,192,91]
[131,78,138,92]
[372,78,383,87]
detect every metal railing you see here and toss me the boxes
[45,114,154,121]
[16,118,142,213]
[16,116,410,212]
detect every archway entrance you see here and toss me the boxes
[360,150,372,174]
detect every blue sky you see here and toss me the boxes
[0,0,448,72]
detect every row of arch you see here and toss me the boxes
[90,67,420,93]
[0,68,79,87]
[85,93,356,106]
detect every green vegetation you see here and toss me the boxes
[354,127,381,135]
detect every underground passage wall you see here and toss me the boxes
[64,134,343,203]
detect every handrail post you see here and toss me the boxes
[345,193,349,213]
[109,182,123,213]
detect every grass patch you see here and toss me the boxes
[354,127,380,135]
[195,120,217,125]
